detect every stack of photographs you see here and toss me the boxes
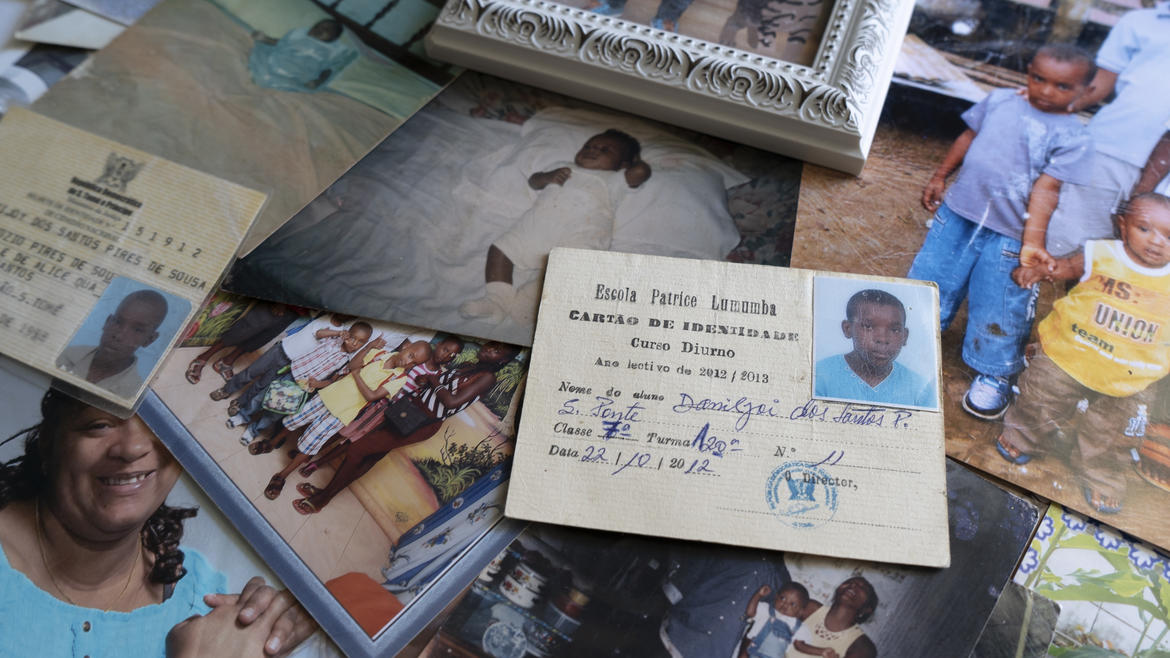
[792,0,1170,555]
[407,461,1039,657]
[145,294,529,654]
[0,0,1167,654]
[784,0,1170,654]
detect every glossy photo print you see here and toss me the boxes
[0,353,340,657]
[226,71,803,346]
[968,582,1060,658]
[1014,504,1170,656]
[409,460,1039,657]
[31,0,457,253]
[146,292,528,651]
[791,0,1170,550]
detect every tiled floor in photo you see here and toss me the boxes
[150,345,392,585]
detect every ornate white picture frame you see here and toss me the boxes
[425,0,913,173]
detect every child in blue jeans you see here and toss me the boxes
[909,43,1096,419]
[739,582,811,658]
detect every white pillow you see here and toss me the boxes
[516,107,747,259]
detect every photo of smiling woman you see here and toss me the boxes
[812,276,941,411]
[0,372,320,656]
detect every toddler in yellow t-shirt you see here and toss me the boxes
[998,193,1170,515]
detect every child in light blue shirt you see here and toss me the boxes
[814,289,936,408]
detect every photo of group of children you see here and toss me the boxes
[227,71,803,346]
[150,293,528,637]
[792,0,1170,550]
[31,0,455,254]
[409,461,1040,657]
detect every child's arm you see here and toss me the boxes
[415,371,441,390]
[304,376,329,391]
[1070,68,1117,113]
[314,327,347,340]
[791,640,839,658]
[1019,173,1062,270]
[529,168,571,190]
[1133,130,1170,197]
[625,160,652,188]
[1012,251,1085,288]
[432,371,495,409]
[351,368,394,402]
[922,128,975,211]
[744,585,770,617]
[844,636,876,658]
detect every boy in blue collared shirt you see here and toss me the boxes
[814,289,936,408]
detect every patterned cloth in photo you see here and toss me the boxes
[283,394,346,456]
[288,335,349,383]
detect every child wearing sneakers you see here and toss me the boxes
[909,44,1096,419]
[997,193,1170,515]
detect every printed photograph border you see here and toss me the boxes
[424,0,913,174]
[139,390,528,657]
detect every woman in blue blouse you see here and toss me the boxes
[0,387,315,656]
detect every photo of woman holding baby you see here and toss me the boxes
[0,386,317,656]
[786,576,877,658]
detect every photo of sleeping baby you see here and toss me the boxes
[31,0,456,254]
[790,0,1170,549]
[151,292,528,638]
[226,71,803,346]
[412,461,1040,657]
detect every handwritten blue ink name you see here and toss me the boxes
[559,396,644,422]
[672,393,780,431]
[788,399,912,429]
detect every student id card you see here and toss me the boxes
[506,248,950,567]
[0,109,266,414]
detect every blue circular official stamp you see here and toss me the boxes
[766,462,839,529]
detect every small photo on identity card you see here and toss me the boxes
[55,276,190,400]
[0,109,266,414]
[812,275,941,411]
